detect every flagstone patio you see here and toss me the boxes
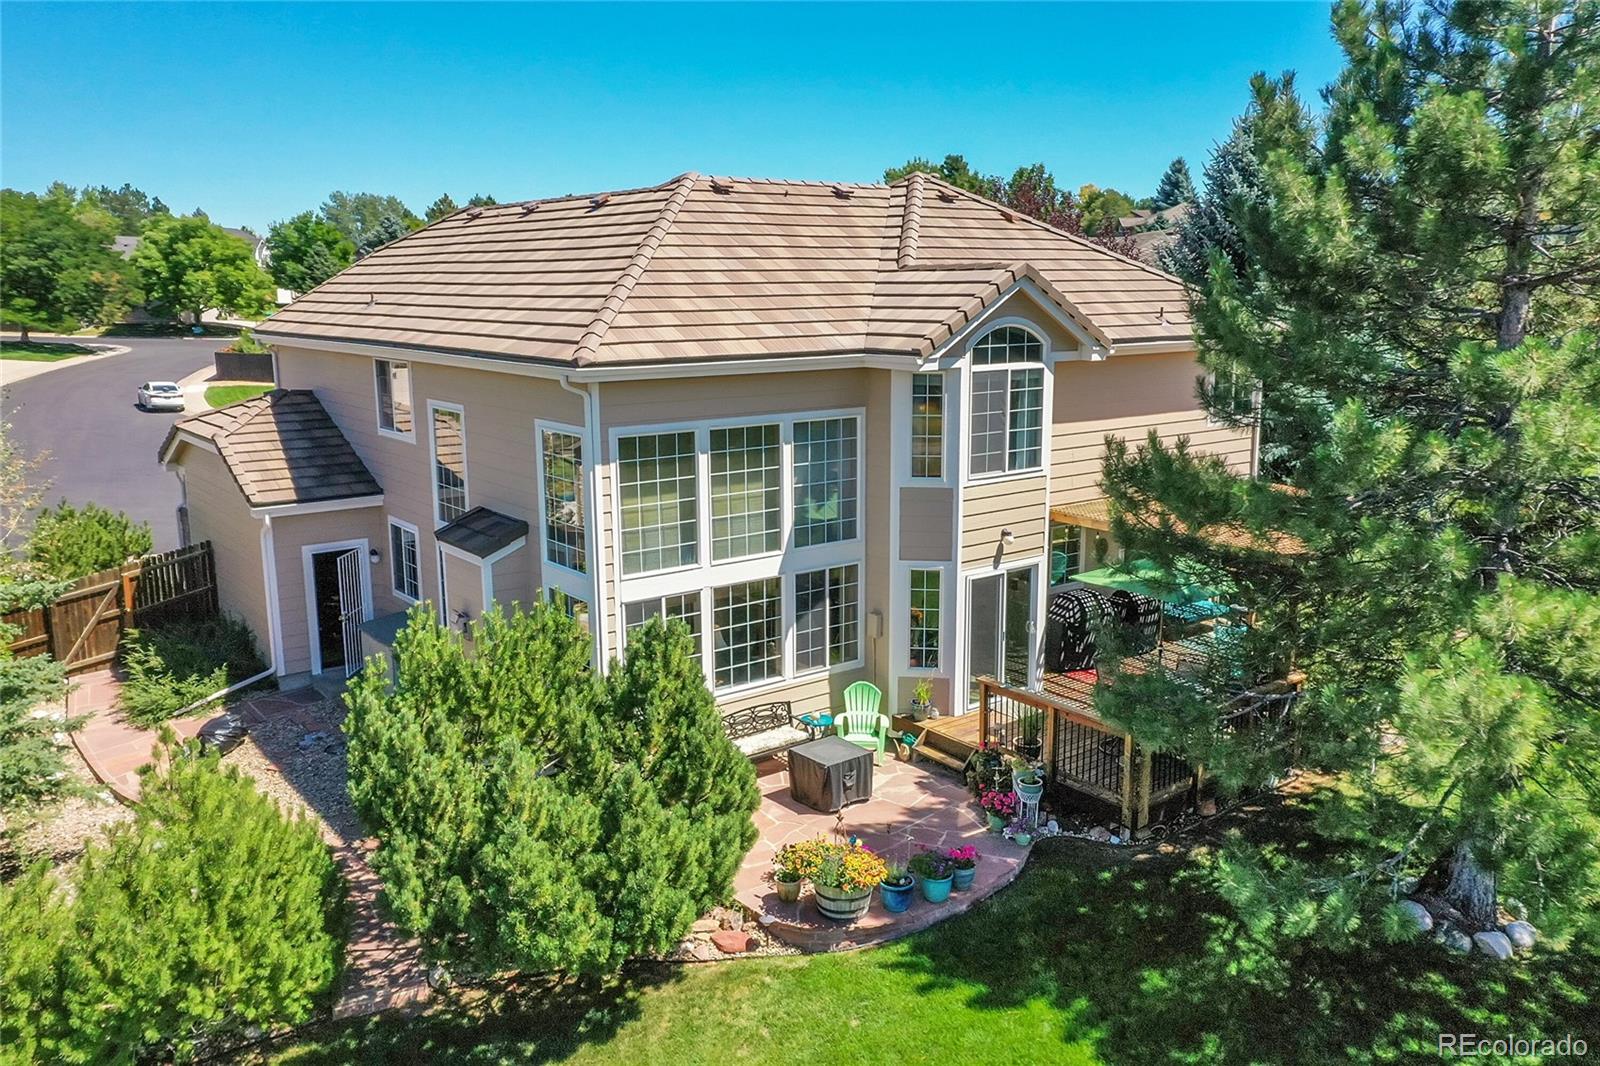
[733,752,1030,952]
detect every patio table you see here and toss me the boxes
[788,735,874,813]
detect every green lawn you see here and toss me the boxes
[261,826,1598,1065]
[206,383,273,408]
[0,340,98,361]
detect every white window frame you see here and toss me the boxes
[427,400,468,529]
[301,537,374,677]
[535,419,588,579]
[906,564,946,674]
[793,563,863,677]
[966,322,1048,482]
[607,407,866,699]
[909,371,947,482]
[386,516,421,604]
[373,358,415,442]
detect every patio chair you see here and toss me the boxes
[835,681,888,764]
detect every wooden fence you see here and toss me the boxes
[2,542,218,675]
[977,674,1299,838]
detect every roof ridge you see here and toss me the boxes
[572,173,699,367]
[916,173,1184,285]
[896,172,925,269]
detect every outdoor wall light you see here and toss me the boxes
[368,548,382,565]
[1001,528,1016,545]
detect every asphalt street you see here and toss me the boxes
[3,336,220,549]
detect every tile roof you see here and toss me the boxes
[258,172,1192,368]
[434,506,529,559]
[160,389,382,507]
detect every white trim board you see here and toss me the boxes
[299,537,374,676]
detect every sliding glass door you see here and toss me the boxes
[967,564,1037,706]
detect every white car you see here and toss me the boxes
[137,381,186,412]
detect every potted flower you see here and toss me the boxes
[979,787,1018,831]
[771,841,810,904]
[909,679,935,722]
[1017,709,1044,761]
[798,838,889,921]
[1011,757,1045,805]
[946,844,979,891]
[880,862,915,913]
[908,848,956,903]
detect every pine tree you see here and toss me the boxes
[424,193,460,222]
[1161,117,1265,289]
[355,213,413,258]
[343,605,759,976]
[1098,0,1600,948]
[1152,156,1197,209]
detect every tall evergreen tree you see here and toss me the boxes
[355,213,413,259]
[343,605,759,976]
[424,193,460,222]
[1152,156,1197,208]
[1098,0,1600,948]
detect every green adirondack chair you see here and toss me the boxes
[835,681,888,763]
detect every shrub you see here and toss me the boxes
[0,742,344,1063]
[0,580,74,814]
[119,615,266,726]
[344,605,760,976]
[26,501,152,581]
[226,328,269,354]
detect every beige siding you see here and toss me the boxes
[177,444,270,649]
[598,369,872,440]
[960,475,1048,568]
[717,666,873,720]
[270,507,389,676]
[1051,352,1253,506]
[899,487,954,561]
[490,543,534,612]
[274,346,584,624]
[441,551,485,627]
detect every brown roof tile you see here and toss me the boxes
[160,390,382,507]
[258,172,1193,367]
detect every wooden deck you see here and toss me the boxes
[891,712,984,775]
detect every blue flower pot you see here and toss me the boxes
[919,874,954,903]
[880,879,915,913]
[952,866,977,892]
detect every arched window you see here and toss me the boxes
[971,325,1044,365]
[969,325,1045,475]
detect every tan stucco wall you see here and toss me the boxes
[1051,351,1254,506]
[274,346,585,631]
[960,475,1048,568]
[174,444,270,651]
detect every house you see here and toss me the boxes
[158,172,1256,725]
[220,226,272,270]
[1115,202,1193,264]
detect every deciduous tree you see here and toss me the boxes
[344,605,759,976]
[132,215,276,323]
[0,189,136,340]
[266,211,354,294]
[1098,0,1600,948]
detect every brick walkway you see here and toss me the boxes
[66,671,431,1019]
[733,753,1029,951]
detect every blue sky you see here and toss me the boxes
[2,3,1344,233]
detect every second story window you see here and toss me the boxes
[540,429,585,574]
[375,359,413,436]
[430,404,466,525]
[709,424,781,561]
[970,325,1045,476]
[911,373,944,478]
[619,430,698,575]
[793,417,857,547]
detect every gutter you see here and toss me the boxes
[559,374,609,670]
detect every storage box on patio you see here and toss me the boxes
[788,736,874,813]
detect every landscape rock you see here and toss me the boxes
[1397,899,1433,935]
[726,910,745,932]
[1088,826,1112,842]
[690,917,718,934]
[1473,931,1514,961]
[1502,921,1537,953]
[1437,924,1474,955]
[1198,799,1218,817]
[1503,897,1529,922]
[690,941,718,962]
[711,929,753,954]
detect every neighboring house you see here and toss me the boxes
[1115,203,1193,264]
[221,226,272,270]
[112,234,142,259]
[158,172,1255,723]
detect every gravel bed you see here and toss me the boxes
[225,699,366,845]
[1,744,133,876]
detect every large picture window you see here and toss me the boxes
[911,373,944,479]
[795,564,860,672]
[969,326,1045,476]
[540,429,585,574]
[712,579,782,690]
[909,568,942,669]
[430,405,467,524]
[623,592,702,658]
[619,431,698,575]
[792,417,858,547]
[709,424,782,561]
[375,359,412,436]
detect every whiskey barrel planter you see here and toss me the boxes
[813,883,873,921]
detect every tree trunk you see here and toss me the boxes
[17,324,29,343]
[1433,839,1499,931]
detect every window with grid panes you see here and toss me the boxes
[712,578,782,689]
[618,431,698,575]
[792,417,858,547]
[794,564,860,671]
[709,424,782,561]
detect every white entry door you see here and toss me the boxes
[335,548,365,678]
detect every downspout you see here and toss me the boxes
[260,513,285,676]
[560,374,608,670]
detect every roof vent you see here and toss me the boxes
[520,202,540,214]
[832,184,854,199]
[590,194,611,208]
[710,178,735,194]
[1157,305,1168,325]
[366,294,376,308]
[462,208,484,223]
[937,189,958,202]
[999,208,1015,223]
